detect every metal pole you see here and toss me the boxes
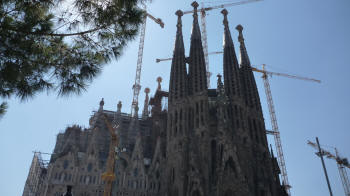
[316,137,334,196]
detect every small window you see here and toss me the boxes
[134,168,138,177]
[87,163,93,172]
[63,160,69,169]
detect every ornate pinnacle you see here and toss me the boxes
[144,87,150,94]
[191,1,199,9]
[117,101,122,113]
[157,77,162,91]
[175,10,183,17]
[191,1,199,17]
[217,74,225,98]
[217,73,222,81]
[98,98,104,112]
[236,24,244,43]
[221,9,229,26]
[175,10,183,29]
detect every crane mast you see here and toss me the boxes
[101,115,119,196]
[336,148,350,196]
[131,6,164,116]
[200,3,211,88]
[253,64,320,195]
[131,14,146,116]
[262,71,291,195]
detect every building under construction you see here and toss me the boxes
[23,2,289,196]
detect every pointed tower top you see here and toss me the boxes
[175,10,183,17]
[99,98,104,111]
[221,9,234,47]
[142,88,150,119]
[157,77,162,91]
[236,24,244,43]
[217,74,223,88]
[191,1,199,9]
[236,24,251,66]
[169,8,187,103]
[173,9,184,53]
[221,9,228,20]
[217,74,225,97]
[117,101,122,114]
[191,1,201,40]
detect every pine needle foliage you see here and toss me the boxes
[0,0,147,117]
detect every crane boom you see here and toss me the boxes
[131,6,164,116]
[156,51,223,63]
[252,67,321,83]
[183,0,262,14]
[307,140,350,196]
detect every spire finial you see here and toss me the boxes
[142,88,150,119]
[145,87,150,95]
[217,73,222,81]
[157,77,162,91]
[221,9,228,26]
[192,1,199,18]
[175,10,183,17]
[217,74,225,96]
[236,24,244,43]
[99,98,104,111]
[175,10,183,27]
[191,1,199,9]
[117,101,122,114]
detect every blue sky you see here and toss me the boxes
[1,0,350,195]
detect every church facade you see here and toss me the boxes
[23,2,288,196]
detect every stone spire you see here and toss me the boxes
[222,9,241,98]
[236,24,261,110]
[156,77,162,91]
[188,1,207,95]
[216,74,225,97]
[169,10,188,103]
[236,24,251,66]
[98,98,104,112]
[142,88,150,119]
[117,101,122,114]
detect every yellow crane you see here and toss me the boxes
[101,114,119,196]
[253,64,320,195]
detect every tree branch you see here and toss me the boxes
[3,25,106,37]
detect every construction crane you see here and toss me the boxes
[308,140,350,196]
[182,0,263,87]
[252,64,321,195]
[101,114,120,196]
[131,5,164,117]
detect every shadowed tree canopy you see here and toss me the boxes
[0,0,148,118]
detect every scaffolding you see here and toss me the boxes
[22,152,49,196]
